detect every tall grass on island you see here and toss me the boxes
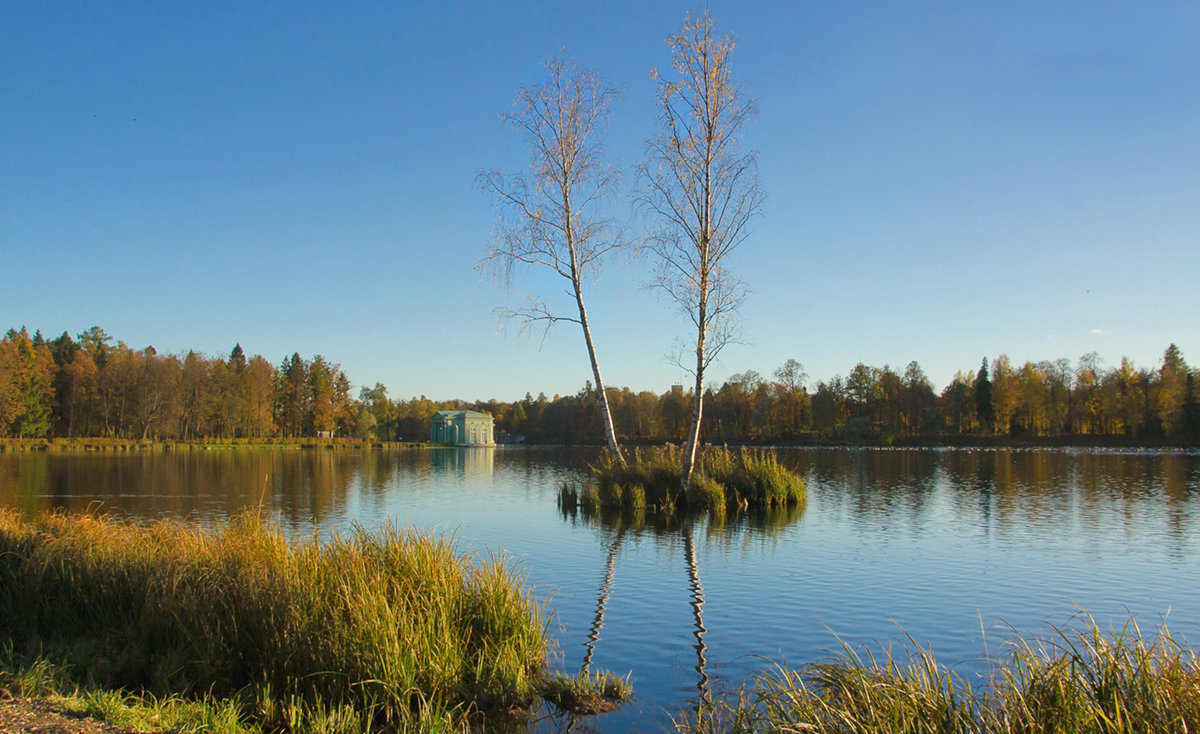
[564,446,805,516]
[0,509,552,731]
[677,615,1200,733]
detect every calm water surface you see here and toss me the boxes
[2,446,1199,732]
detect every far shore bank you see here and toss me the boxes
[2,436,1198,453]
[0,437,429,452]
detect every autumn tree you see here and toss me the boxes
[76,326,112,368]
[846,363,878,420]
[137,349,181,439]
[1075,353,1104,435]
[359,383,396,441]
[772,358,809,439]
[1013,361,1048,436]
[811,377,849,437]
[1156,344,1187,435]
[990,356,1018,437]
[0,328,56,437]
[179,351,213,439]
[1044,358,1075,435]
[49,332,79,435]
[875,365,903,435]
[97,342,140,437]
[308,355,338,436]
[479,53,627,465]
[710,370,764,442]
[225,343,258,438]
[639,11,762,487]
[1109,356,1152,437]
[68,328,110,435]
[243,355,276,438]
[659,385,690,442]
[334,370,356,436]
[276,353,307,438]
[395,395,440,441]
[209,359,236,438]
[58,350,98,437]
[940,371,975,435]
[617,389,664,441]
[901,361,937,434]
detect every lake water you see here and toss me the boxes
[2,446,1199,731]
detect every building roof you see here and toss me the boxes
[432,410,493,420]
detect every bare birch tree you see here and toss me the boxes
[638,12,762,488]
[478,54,627,465]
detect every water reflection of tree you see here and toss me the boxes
[567,519,713,716]
[0,450,363,526]
[940,449,1200,547]
[559,502,806,715]
[807,448,941,527]
[1164,457,1197,559]
[1,452,49,516]
[581,529,624,676]
[683,524,710,708]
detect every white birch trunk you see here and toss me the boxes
[574,280,624,465]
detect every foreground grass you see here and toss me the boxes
[0,650,633,733]
[566,445,805,516]
[0,649,257,733]
[0,509,549,731]
[677,616,1200,733]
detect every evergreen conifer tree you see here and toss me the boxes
[975,358,995,433]
[15,374,51,438]
[229,343,247,373]
[1182,373,1200,437]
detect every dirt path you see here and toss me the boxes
[0,695,145,734]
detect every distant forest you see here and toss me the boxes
[1,326,1198,445]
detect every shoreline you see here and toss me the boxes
[3,436,1198,453]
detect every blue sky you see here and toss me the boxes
[3,2,1197,402]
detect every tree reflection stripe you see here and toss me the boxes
[581,529,625,675]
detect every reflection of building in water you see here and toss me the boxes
[428,446,495,476]
[430,410,495,445]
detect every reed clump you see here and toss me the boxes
[590,446,805,513]
[677,616,1200,733]
[0,508,548,730]
[539,670,633,715]
[989,616,1200,733]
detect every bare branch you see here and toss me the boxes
[496,298,583,349]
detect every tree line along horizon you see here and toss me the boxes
[1,325,1196,444]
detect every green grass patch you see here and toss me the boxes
[0,644,260,733]
[676,615,1200,733]
[588,446,805,514]
[0,508,548,730]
